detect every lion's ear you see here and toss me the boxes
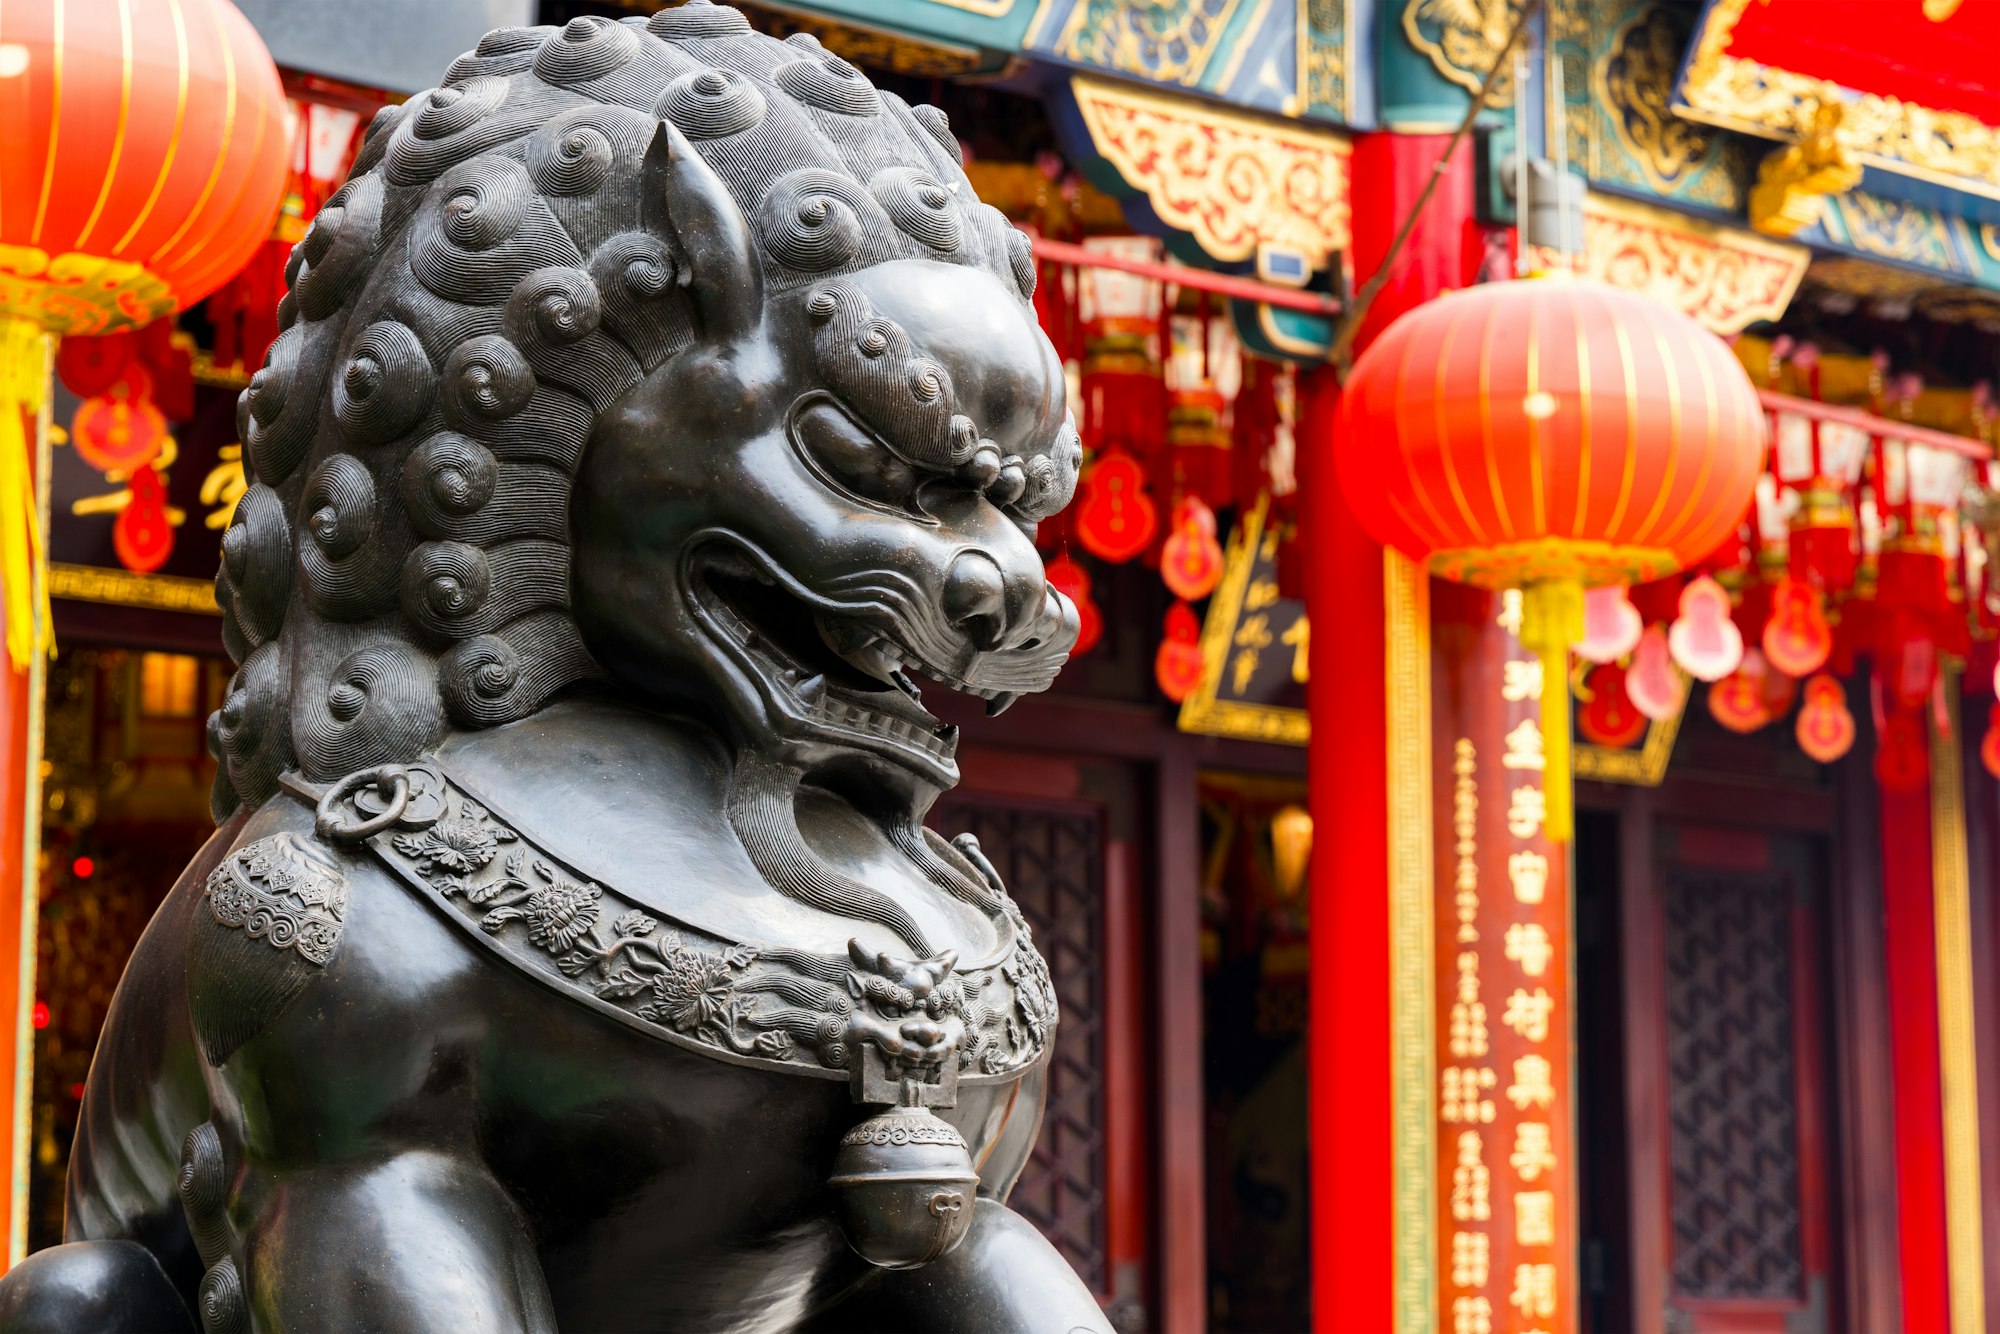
[643,120,762,345]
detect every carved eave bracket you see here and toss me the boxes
[1063,75,1352,282]
[1528,192,1809,335]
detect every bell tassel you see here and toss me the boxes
[1521,579,1583,844]
[0,315,53,673]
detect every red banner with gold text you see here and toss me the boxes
[1430,581,1577,1334]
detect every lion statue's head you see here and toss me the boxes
[211,3,1082,821]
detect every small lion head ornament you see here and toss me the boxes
[211,3,1082,817]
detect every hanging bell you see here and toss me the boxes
[828,1100,978,1270]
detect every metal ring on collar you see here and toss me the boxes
[315,765,411,843]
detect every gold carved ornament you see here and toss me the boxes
[1403,0,1525,103]
[1070,76,1351,273]
[1523,194,1808,336]
[1748,101,1863,237]
[1053,0,1243,86]
[1595,2,1720,194]
[1678,0,2000,200]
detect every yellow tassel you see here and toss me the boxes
[0,315,53,674]
[1520,579,1583,844]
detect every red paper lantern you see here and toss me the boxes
[1336,276,1766,592]
[0,0,291,336]
[1336,276,1766,840]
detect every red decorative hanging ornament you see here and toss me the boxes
[1154,599,1205,702]
[1981,707,2000,780]
[1761,577,1833,677]
[71,365,168,474]
[1874,701,1930,790]
[1160,496,1224,601]
[1709,648,1775,734]
[1044,554,1103,657]
[1626,623,1686,722]
[1668,574,1746,682]
[1577,662,1647,747]
[55,331,133,399]
[1074,448,1159,563]
[112,464,174,574]
[1795,673,1856,764]
[1077,238,1166,465]
[1573,584,1643,663]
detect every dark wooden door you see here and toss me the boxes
[1623,825,1836,1334]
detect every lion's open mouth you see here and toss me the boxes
[686,543,975,772]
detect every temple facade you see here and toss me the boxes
[7,1,2000,1331]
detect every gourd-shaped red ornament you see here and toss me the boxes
[1154,600,1205,702]
[112,464,173,574]
[1045,555,1103,657]
[1160,497,1223,601]
[1626,624,1685,722]
[1762,577,1832,678]
[1795,674,1855,763]
[72,364,169,474]
[1669,575,1745,683]
[1708,649,1773,734]
[1074,449,1158,564]
[1577,663,1646,747]
[1574,585,1643,664]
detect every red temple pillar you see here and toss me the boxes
[1307,130,1475,1334]
[0,332,50,1267]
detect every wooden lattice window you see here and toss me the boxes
[1661,867,1804,1302]
[931,799,1108,1294]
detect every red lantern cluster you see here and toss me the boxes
[1029,236,1300,703]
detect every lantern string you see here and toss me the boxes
[1521,578,1583,844]
[1328,0,1545,365]
[0,315,54,674]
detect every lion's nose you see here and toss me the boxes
[943,550,1008,650]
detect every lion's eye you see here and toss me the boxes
[789,397,920,513]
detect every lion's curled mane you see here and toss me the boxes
[211,3,1044,819]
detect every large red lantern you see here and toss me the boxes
[1336,276,1767,839]
[0,0,288,666]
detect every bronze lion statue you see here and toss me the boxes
[0,8,1109,1330]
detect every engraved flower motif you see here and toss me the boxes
[480,859,601,953]
[394,801,517,879]
[641,947,739,1035]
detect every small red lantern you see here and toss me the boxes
[1337,276,1766,839]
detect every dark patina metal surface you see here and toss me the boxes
[0,9,1110,1329]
